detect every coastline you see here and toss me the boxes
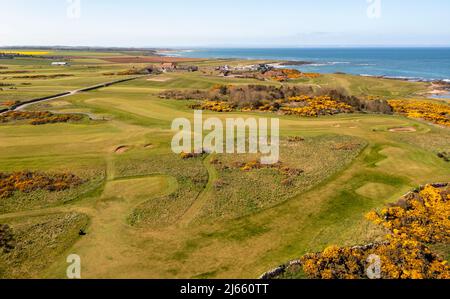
[162,48,450,85]
[160,48,450,99]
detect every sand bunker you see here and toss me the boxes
[114,146,130,154]
[389,127,417,132]
[144,143,154,149]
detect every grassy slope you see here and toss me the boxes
[0,54,448,278]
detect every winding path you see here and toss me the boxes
[179,154,218,227]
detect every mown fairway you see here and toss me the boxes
[0,52,449,278]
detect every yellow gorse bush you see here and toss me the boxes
[301,184,450,279]
[366,184,449,244]
[282,96,353,117]
[388,99,450,127]
[200,101,234,112]
[301,235,450,279]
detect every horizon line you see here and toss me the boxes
[2,45,450,50]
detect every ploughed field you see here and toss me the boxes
[0,50,449,278]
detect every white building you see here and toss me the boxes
[51,62,69,66]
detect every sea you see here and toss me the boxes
[163,47,450,83]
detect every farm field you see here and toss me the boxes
[0,50,449,279]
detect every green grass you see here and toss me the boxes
[0,51,448,278]
[292,73,429,98]
[0,56,144,107]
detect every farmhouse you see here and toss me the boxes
[160,62,177,72]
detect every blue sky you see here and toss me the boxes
[1,0,450,47]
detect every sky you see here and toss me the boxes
[1,0,450,47]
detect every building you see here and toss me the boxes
[51,62,70,66]
[217,65,231,72]
[160,62,177,72]
[257,64,274,73]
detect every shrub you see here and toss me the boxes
[0,111,82,125]
[0,224,15,253]
[0,171,85,199]
[180,152,205,159]
[300,184,450,279]
[388,100,450,127]
[160,84,393,116]
[437,152,449,162]
[282,96,353,117]
[366,184,449,244]
[301,235,449,279]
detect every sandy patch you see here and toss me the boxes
[144,144,154,149]
[147,77,172,82]
[422,83,450,97]
[114,146,130,154]
[389,127,417,132]
[49,100,72,107]
[428,89,448,95]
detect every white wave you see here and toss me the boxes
[329,61,351,65]
[309,63,328,66]
[308,61,351,67]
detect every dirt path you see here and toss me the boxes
[179,155,218,227]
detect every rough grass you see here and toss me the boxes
[115,152,208,228]
[193,135,366,222]
[393,127,450,153]
[0,212,89,278]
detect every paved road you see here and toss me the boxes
[0,75,147,115]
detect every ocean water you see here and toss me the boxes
[167,48,450,82]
